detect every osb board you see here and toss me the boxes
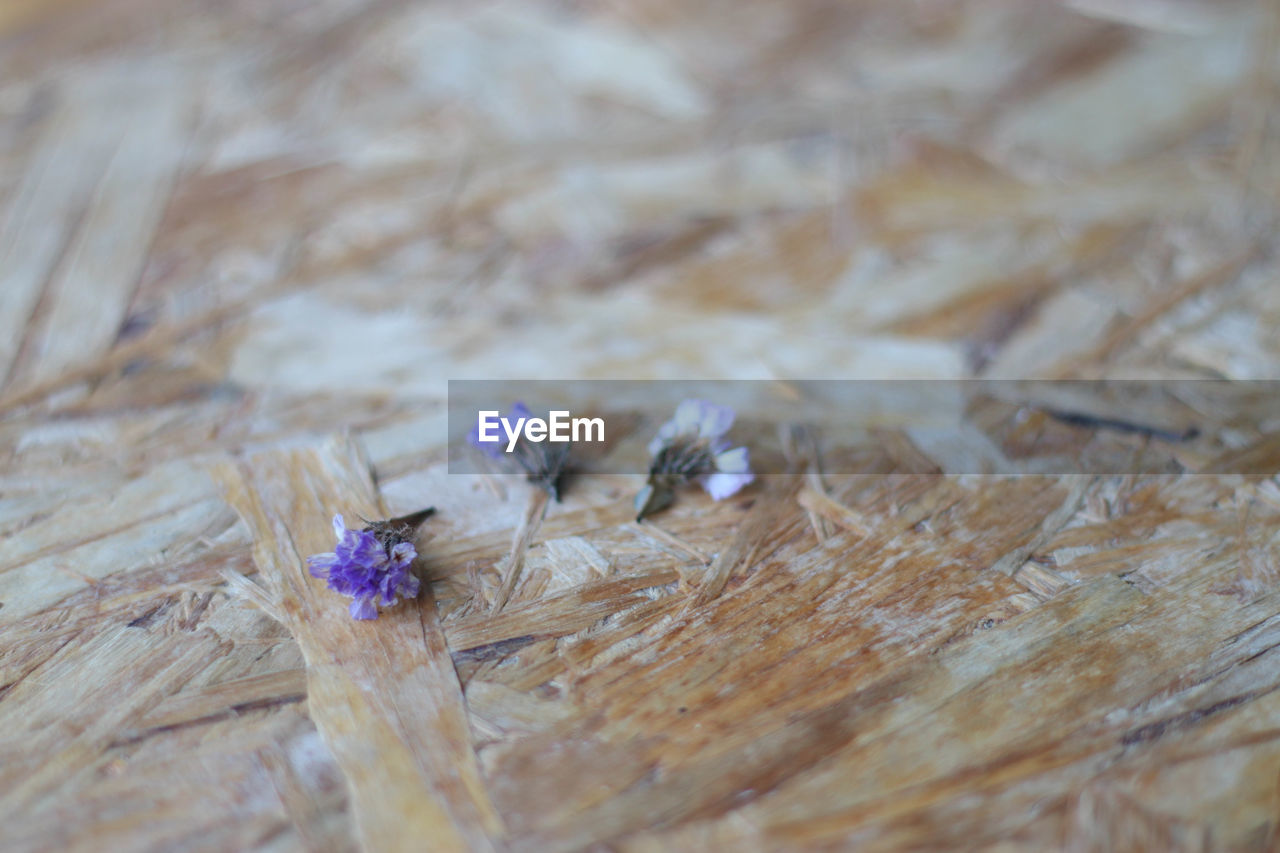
[2,0,1280,851]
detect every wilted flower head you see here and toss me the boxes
[468,401,569,500]
[636,399,753,520]
[468,402,534,460]
[307,513,422,620]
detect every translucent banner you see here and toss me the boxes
[447,380,1280,476]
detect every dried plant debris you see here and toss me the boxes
[470,402,573,500]
[306,508,433,619]
[636,400,754,521]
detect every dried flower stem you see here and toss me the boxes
[493,488,550,613]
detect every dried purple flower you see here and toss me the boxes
[468,401,570,500]
[306,510,431,619]
[636,399,754,520]
[469,402,534,460]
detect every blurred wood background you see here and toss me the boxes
[2,0,1280,850]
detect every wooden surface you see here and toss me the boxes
[3,1,1280,850]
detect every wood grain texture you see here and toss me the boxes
[214,437,502,851]
[2,0,1280,850]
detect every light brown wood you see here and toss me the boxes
[214,438,502,852]
[3,1,1280,851]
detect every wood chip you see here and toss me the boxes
[214,435,503,851]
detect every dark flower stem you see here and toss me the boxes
[383,506,436,529]
[635,440,717,521]
[635,475,679,522]
[360,506,435,550]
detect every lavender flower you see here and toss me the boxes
[306,511,428,619]
[468,402,534,461]
[636,399,753,520]
[468,401,570,500]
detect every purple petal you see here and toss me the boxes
[659,400,736,449]
[341,529,387,568]
[471,402,531,460]
[694,402,735,439]
[672,399,707,435]
[389,541,417,568]
[714,446,750,474]
[349,596,379,620]
[331,514,347,539]
[307,552,339,578]
[324,566,362,596]
[702,471,754,500]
